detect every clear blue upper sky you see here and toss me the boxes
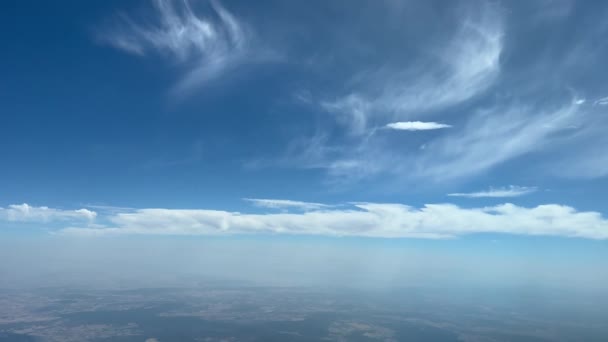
[1,0,608,240]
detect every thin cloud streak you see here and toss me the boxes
[243,198,330,211]
[448,186,537,198]
[386,121,452,131]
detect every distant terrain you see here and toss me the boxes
[1,286,606,341]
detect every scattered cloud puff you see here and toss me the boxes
[0,204,96,222]
[386,121,452,131]
[48,201,608,240]
[99,0,260,94]
[448,185,537,198]
[243,198,330,211]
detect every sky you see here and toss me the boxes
[1,0,608,288]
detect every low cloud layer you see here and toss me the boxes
[0,204,96,222]
[0,201,594,240]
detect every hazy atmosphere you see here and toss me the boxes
[1,0,608,341]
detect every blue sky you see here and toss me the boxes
[1,0,608,242]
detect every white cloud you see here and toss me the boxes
[59,202,608,240]
[0,204,96,222]
[243,198,330,211]
[386,121,451,131]
[448,186,537,198]
[100,0,257,94]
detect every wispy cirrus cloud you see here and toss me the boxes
[99,0,264,95]
[243,198,330,211]
[282,1,608,187]
[0,204,96,222]
[321,2,503,134]
[56,201,608,240]
[448,186,537,198]
[414,99,582,181]
[282,2,506,183]
[386,121,452,131]
[291,98,582,184]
